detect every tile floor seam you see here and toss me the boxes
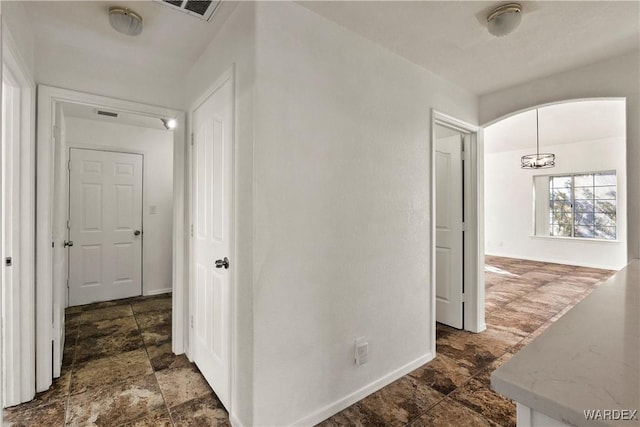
[131,302,178,427]
[63,325,79,426]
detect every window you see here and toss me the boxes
[548,172,617,239]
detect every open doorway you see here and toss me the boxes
[59,103,174,306]
[431,110,484,335]
[482,98,626,336]
[484,99,627,270]
[35,86,187,395]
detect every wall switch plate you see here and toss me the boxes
[354,337,369,365]
[149,205,157,215]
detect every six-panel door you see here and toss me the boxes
[191,75,233,410]
[68,148,143,306]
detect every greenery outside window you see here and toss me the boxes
[547,171,617,239]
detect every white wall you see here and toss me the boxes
[480,52,640,261]
[1,1,35,78]
[185,3,255,425]
[485,137,627,270]
[65,117,174,296]
[251,2,477,425]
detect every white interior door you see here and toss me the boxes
[2,81,22,406]
[68,148,143,306]
[191,74,233,410]
[435,130,464,329]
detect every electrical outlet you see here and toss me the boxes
[354,337,369,365]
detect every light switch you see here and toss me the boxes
[149,205,157,215]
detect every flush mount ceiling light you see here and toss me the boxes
[521,109,555,169]
[487,3,522,37]
[109,7,143,36]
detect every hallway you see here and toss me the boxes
[3,294,230,426]
[3,258,613,426]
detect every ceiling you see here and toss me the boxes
[23,0,237,82]
[62,102,170,131]
[299,1,640,95]
[21,1,640,97]
[484,100,626,153]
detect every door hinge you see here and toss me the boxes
[67,220,70,230]
[462,222,466,231]
[461,292,466,303]
[190,315,194,328]
[66,279,69,289]
[67,160,71,171]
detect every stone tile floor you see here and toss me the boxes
[4,293,229,427]
[4,257,614,426]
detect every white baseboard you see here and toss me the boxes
[291,352,435,427]
[485,252,621,271]
[467,322,487,333]
[229,413,245,427]
[145,288,172,296]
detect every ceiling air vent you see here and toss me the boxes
[96,110,119,118]
[156,0,222,21]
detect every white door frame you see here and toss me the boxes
[36,85,187,392]
[431,109,485,341]
[188,66,237,422]
[2,26,36,406]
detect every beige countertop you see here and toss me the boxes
[492,259,640,427]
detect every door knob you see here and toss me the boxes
[134,230,141,236]
[64,240,74,248]
[215,257,229,269]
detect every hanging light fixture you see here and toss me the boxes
[521,109,555,169]
[487,3,522,37]
[109,7,143,36]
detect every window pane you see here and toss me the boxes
[595,226,616,240]
[574,186,594,200]
[551,224,571,237]
[552,201,572,213]
[574,174,593,187]
[551,188,572,202]
[551,211,572,225]
[575,212,594,226]
[595,186,616,199]
[551,175,571,189]
[595,212,616,227]
[574,225,595,238]
[574,199,594,212]
[594,172,616,186]
[595,200,616,214]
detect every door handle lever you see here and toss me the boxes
[134,230,141,236]
[215,257,229,269]
[64,240,74,248]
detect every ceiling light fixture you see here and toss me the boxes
[521,109,555,169]
[161,118,177,130]
[109,7,143,36]
[487,3,522,37]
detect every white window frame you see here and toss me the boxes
[547,170,618,241]
[537,170,618,241]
